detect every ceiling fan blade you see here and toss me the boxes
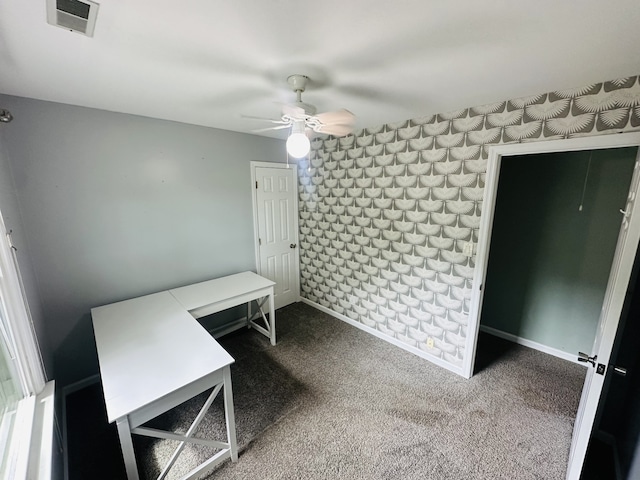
[282,104,306,118]
[252,124,291,133]
[314,109,355,126]
[314,124,354,137]
[241,114,287,124]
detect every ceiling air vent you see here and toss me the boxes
[46,0,99,37]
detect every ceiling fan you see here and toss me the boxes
[245,74,356,158]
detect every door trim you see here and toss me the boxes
[250,161,301,305]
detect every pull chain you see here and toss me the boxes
[578,151,593,212]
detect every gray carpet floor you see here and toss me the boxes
[131,302,586,480]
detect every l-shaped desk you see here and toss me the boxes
[91,271,276,480]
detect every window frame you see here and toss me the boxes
[0,210,49,480]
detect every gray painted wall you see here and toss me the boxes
[0,94,285,386]
[481,148,636,355]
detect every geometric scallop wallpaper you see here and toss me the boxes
[296,75,640,374]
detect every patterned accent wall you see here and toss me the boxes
[297,76,640,372]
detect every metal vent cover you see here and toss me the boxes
[46,0,99,37]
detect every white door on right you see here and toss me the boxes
[566,150,640,480]
[253,165,300,310]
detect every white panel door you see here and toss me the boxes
[254,166,299,309]
[565,149,640,480]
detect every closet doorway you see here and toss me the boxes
[463,131,640,480]
[479,147,636,363]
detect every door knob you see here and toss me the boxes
[290,243,297,249]
[578,352,597,367]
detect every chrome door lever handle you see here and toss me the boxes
[613,366,627,376]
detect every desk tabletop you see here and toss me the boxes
[92,291,234,423]
[169,271,275,311]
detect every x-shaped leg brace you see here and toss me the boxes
[247,296,272,340]
[130,372,237,480]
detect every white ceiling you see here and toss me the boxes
[1,1,640,139]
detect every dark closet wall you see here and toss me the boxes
[481,147,637,355]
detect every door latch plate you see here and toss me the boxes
[596,363,606,375]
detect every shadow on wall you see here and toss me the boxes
[54,313,100,389]
[480,156,553,340]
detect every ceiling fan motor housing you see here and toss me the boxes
[286,74,317,115]
[287,74,309,93]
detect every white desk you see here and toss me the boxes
[169,271,277,345]
[91,272,276,480]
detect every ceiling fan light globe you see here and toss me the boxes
[286,133,310,158]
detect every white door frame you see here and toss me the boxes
[250,161,301,306]
[463,131,640,479]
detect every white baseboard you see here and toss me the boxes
[300,298,465,378]
[61,374,100,398]
[479,325,585,366]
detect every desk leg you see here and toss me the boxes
[269,287,276,346]
[247,301,252,329]
[223,366,238,462]
[116,416,140,480]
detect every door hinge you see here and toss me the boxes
[621,203,633,230]
[258,238,262,246]
[578,352,597,367]
[256,181,258,189]
[5,230,17,252]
